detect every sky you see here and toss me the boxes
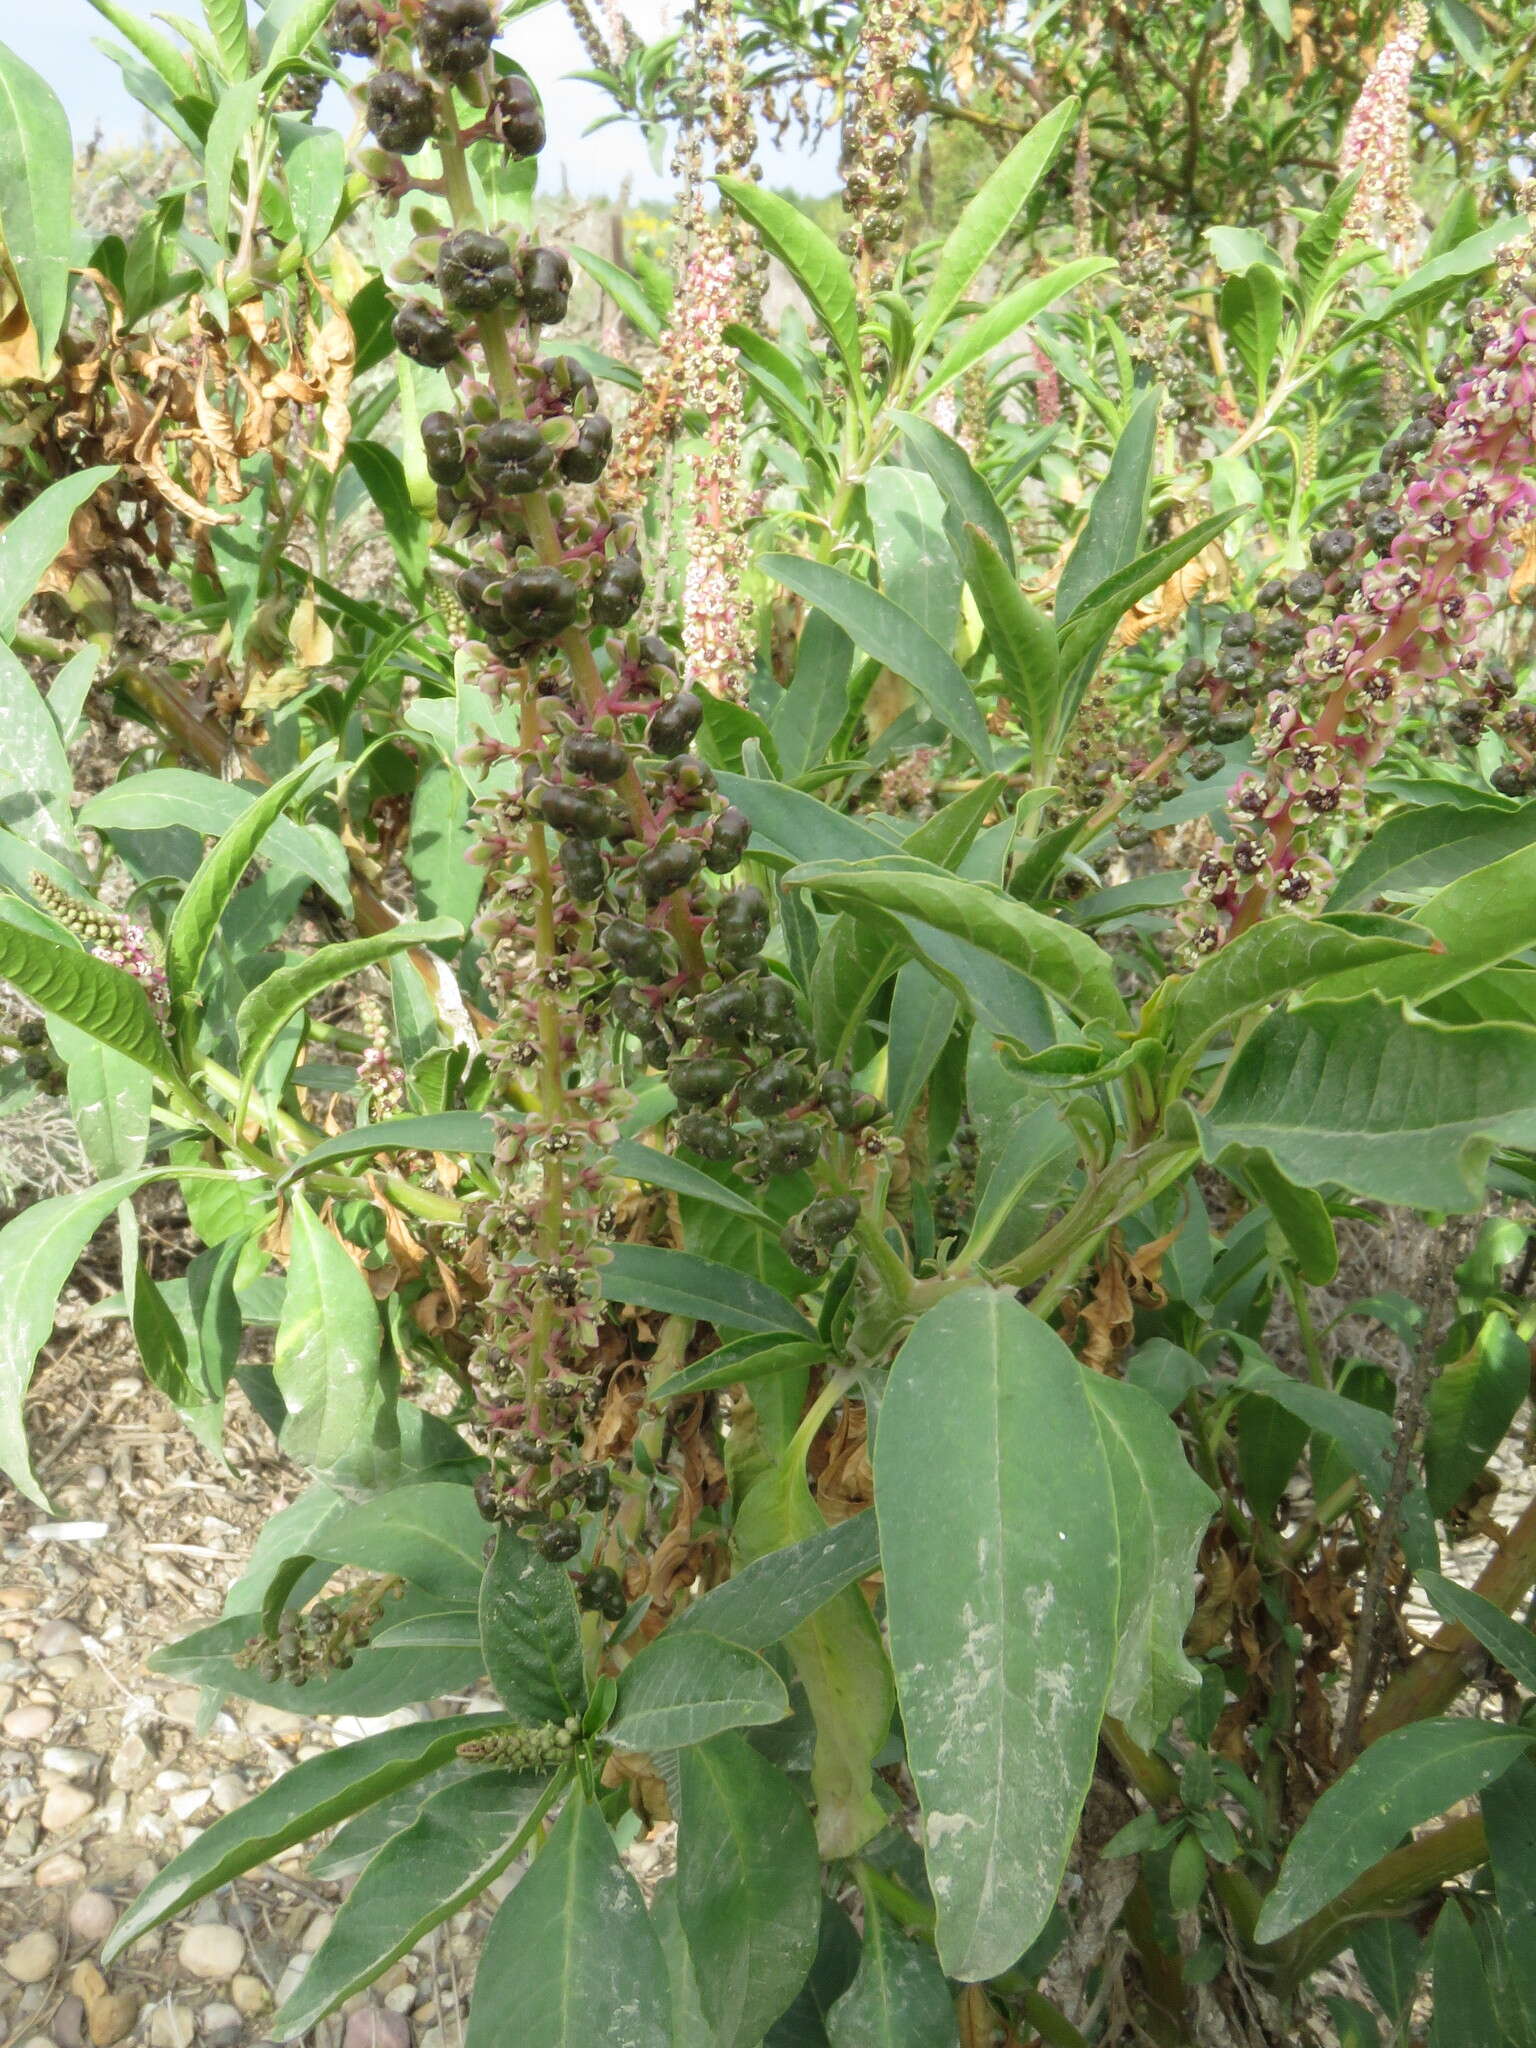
[0,0,840,201]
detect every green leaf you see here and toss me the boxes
[1329,796,1536,907]
[609,1140,777,1227]
[203,0,250,78]
[479,1528,586,1727]
[165,743,342,1016]
[0,917,183,1090]
[81,768,349,905]
[762,554,994,769]
[909,99,1077,357]
[1220,263,1285,397]
[0,39,74,363]
[1082,1373,1215,1749]
[1054,511,1240,678]
[1054,389,1158,623]
[202,74,263,243]
[893,413,1014,574]
[675,1734,824,2048]
[83,0,202,98]
[235,918,462,1108]
[652,1338,829,1405]
[1310,839,1536,1009]
[274,1196,400,1497]
[715,178,857,380]
[672,1512,880,1653]
[1253,1721,1534,1944]
[1428,1899,1499,2048]
[963,523,1058,762]
[465,1796,669,2048]
[133,1261,221,1452]
[50,1018,152,1180]
[278,1112,493,1185]
[786,857,1127,1030]
[1424,1313,1529,1517]
[1234,1149,1339,1286]
[600,1246,815,1339]
[1483,1755,1536,2035]
[262,0,334,71]
[918,255,1111,404]
[308,1482,491,1602]
[571,246,665,340]
[103,1713,511,1961]
[0,644,78,869]
[0,469,118,641]
[1417,1572,1536,1692]
[0,1170,174,1505]
[282,121,346,256]
[877,1289,1119,1979]
[826,1893,957,2048]
[350,440,427,598]
[607,1631,788,1753]
[771,610,855,785]
[271,1771,556,2038]
[866,465,961,652]
[1201,998,1536,1211]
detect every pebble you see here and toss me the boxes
[153,1771,191,1794]
[229,1978,268,2019]
[301,1913,334,1953]
[18,2034,58,2048]
[41,1747,98,1781]
[32,1621,85,1658]
[382,1988,416,2017]
[146,2005,195,2048]
[176,1927,244,1983]
[158,1690,204,1727]
[70,1959,138,2047]
[245,1704,305,1737]
[36,1851,88,1889]
[40,1783,95,1831]
[342,2010,410,2048]
[69,1893,118,1946]
[108,1736,151,1792]
[275,1958,310,2007]
[3,1704,55,1742]
[168,1789,210,1821]
[3,1933,61,1985]
[197,2005,241,2035]
[208,1773,247,1816]
[39,1656,88,1684]
[51,1995,86,2048]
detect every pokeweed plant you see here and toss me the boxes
[3,2,1536,2044]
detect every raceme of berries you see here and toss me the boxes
[237,1582,403,1686]
[30,873,169,1018]
[1180,253,1536,952]
[1338,3,1429,265]
[352,0,880,1571]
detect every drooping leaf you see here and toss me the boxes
[1253,1720,1533,1944]
[0,39,74,363]
[1082,1373,1215,1748]
[0,468,118,641]
[103,1713,511,1960]
[877,1289,1119,1979]
[465,1796,669,2048]
[1417,1572,1536,1693]
[607,1631,790,1753]
[273,1196,400,1497]
[271,1771,556,2038]
[1423,1312,1529,1517]
[672,1513,880,1653]
[0,916,181,1088]
[918,256,1111,403]
[478,1528,586,1727]
[600,1246,815,1339]
[676,1733,822,2048]
[826,1892,958,2048]
[306,1483,491,1603]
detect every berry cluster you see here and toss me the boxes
[31,873,168,1017]
[839,0,924,296]
[1180,256,1536,950]
[457,1715,582,1768]
[237,1583,401,1687]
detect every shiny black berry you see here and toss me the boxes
[477,417,554,494]
[559,413,612,483]
[366,71,436,154]
[591,553,644,629]
[439,229,521,311]
[562,732,629,783]
[803,1195,861,1246]
[418,0,496,76]
[673,1112,740,1160]
[559,838,607,902]
[705,806,751,874]
[759,1121,821,1176]
[421,410,464,485]
[692,981,759,1041]
[329,0,386,55]
[521,246,572,325]
[392,299,460,367]
[537,1521,582,1563]
[743,1058,809,1116]
[669,1056,740,1106]
[1310,527,1356,570]
[492,75,546,158]
[502,565,580,640]
[602,918,667,981]
[538,785,613,839]
[636,838,703,904]
[1287,570,1325,609]
[648,691,704,758]
[713,885,769,964]
[583,1466,613,1509]
[1364,507,1402,550]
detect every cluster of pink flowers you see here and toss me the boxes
[93,921,169,1021]
[678,227,754,702]
[1187,263,1536,949]
[1338,4,1428,263]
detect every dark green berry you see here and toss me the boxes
[392,299,459,367]
[329,0,386,55]
[674,1112,740,1160]
[502,565,580,639]
[521,246,572,325]
[692,980,759,1041]
[705,806,751,873]
[492,75,546,157]
[476,417,553,494]
[713,885,769,964]
[636,838,704,904]
[669,1056,740,1106]
[538,785,614,838]
[802,1195,861,1246]
[559,413,612,483]
[647,691,703,758]
[754,976,805,1047]
[537,1521,582,1563]
[591,553,644,628]
[562,731,629,783]
[742,1058,809,1116]
[366,71,436,154]
[759,1120,821,1176]
[439,230,521,312]
[421,409,464,484]
[418,0,496,76]
[602,918,667,981]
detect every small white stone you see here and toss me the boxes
[2,1932,61,1985]
[197,2005,241,2035]
[176,1927,245,1983]
[40,1747,97,1781]
[146,2003,195,2048]
[168,1789,210,1821]
[108,1735,151,1791]
[229,1977,268,2019]
[274,1957,310,2008]
[68,1892,118,1945]
[18,2034,58,2048]
[153,1770,191,1793]
[38,1656,87,1684]
[300,1914,333,1953]
[40,1783,94,1831]
[34,1851,87,1889]
[2,1704,54,1742]
[382,1987,416,2017]
[31,1621,84,1658]
[244,1704,305,1736]
[342,2009,411,2048]
[208,1773,247,1817]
